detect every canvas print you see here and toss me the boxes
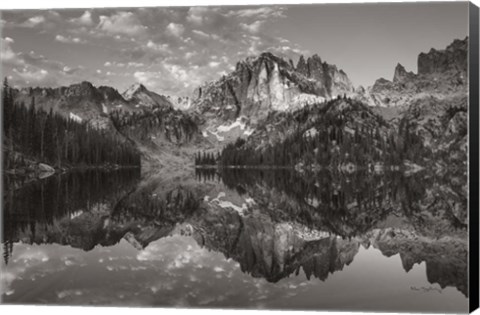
[0,1,478,313]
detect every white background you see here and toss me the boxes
[0,0,479,315]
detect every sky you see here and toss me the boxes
[0,2,469,96]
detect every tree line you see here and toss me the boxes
[3,78,141,171]
[194,151,219,166]
[195,97,429,168]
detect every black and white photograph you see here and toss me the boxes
[1,0,478,313]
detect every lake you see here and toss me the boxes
[1,168,469,312]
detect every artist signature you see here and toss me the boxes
[410,286,442,293]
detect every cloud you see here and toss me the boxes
[146,40,170,52]
[166,23,185,37]
[133,71,160,86]
[97,11,147,36]
[62,65,83,75]
[132,62,204,94]
[208,61,220,68]
[185,52,197,59]
[70,10,93,26]
[240,21,264,34]
[13,67,49,82]
[55,35,86,44]
[127,62,144,67]
[103,61,126,67]
[192,30,210,38]
[186,7,210,25]
[3,41,89,87]
[227,7,286,19]
[2,6,307,96]
[1,37,25,66]
[20,15,46,28]
[164,64,189,81]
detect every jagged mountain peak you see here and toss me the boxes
[65,81,99,97]
[237,51,294,72]
[193,51,355,127]
[76,81,95,88]
[393,63,415,83]
[417,37,468,75]
[122,82,173,109]
[123,82,148,100]
[356,37,468,108]
[98,85,125,102]
[295,53,354,98]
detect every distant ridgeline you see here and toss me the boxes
[3,79,141,173]
[196,97,431,168]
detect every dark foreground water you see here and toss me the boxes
[1,168,469,312]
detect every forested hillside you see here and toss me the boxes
[199,97,424,168]
[3,79,141,174]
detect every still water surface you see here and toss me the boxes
[1,168,468,312]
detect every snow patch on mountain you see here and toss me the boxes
[203,117,255,142]
[217,117,250,133]
[209,129,225,141]
[102,103,108,114]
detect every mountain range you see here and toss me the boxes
[6,37,469,171]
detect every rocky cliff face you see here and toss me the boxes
[357,37,468,108]
[392,63,416,83]
[193,52,354,124]
[296,54,354,98]
[352,38,469,168]
[417,38,468,75]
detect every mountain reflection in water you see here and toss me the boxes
[1,168,468,312]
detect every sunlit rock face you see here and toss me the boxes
[192,52,354,123]
[122,83,174,109]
